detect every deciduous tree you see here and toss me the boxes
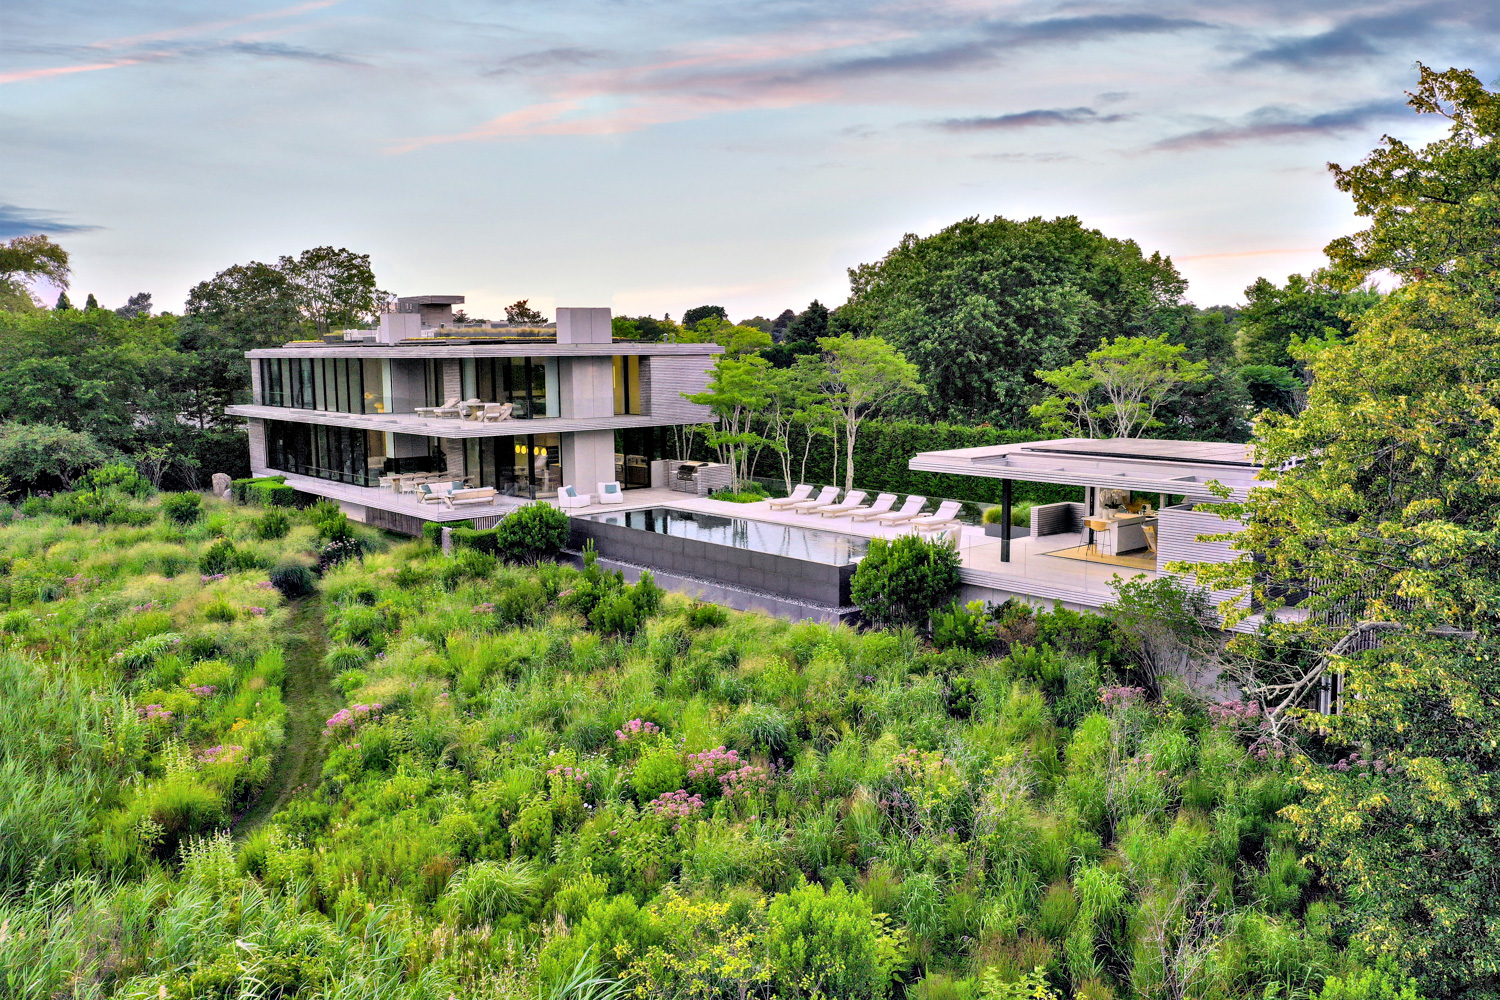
[819,335,923,490]
[1031,336,1211,439]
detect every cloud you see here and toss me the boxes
[86,0,343,50]
[934,106,1129,131]
[220,40,361,64]
[1232,2,1500,68]
[1152,100,1407,150]
[0,203,101,239]
[486,47,608,76]
[0,59,140,85]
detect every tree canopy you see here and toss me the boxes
[840,215,1190,425]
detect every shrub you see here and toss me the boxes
[269,559,316,598]
[493,502,570,564]
[198,539,238,576]
[319,538,365,573]
[726,703,794,760]
[1315,962,1427,1000]
[80,462,152,497]
[632,746,687,801]
[232,476,300,508]
[767,881,900,999]
[932,601,997,653]
[850,533,961,631]
[255,509,291,540]
[687,602,729,629]
[423,519,472,547]
[159,492,202,526]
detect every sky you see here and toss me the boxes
[3,1,1497,322]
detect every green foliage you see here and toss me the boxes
[159,491,203,526]
[0,422,112,494]
[268,559,316,598]
[254,509,291,540]
[442,859,543,927]
[1032,336,1212,439]
[851,533,962,630]
[493,502,570,564]
[767,881,899,999]
[1315,962,1428,1000]
[231,476,300,507]
[839,214,1192,425]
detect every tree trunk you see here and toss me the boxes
[845,419,858,491]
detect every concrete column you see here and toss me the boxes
[442,361,462,403]
[562,430,616,493]
[1001,478,1012,563]
[556,307,613,344]
[558,356,615,419]
[247,418,268,474]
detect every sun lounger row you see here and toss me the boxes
[761,486,966,535]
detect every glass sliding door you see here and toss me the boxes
[466,432,561,498]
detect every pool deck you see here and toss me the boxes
[282,473,1226,619]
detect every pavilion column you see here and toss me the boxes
[1000,478,1012,563]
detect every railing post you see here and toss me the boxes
[1001,478,1012,563]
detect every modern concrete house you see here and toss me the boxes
[225,297,721,533]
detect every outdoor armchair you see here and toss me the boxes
[597,481,625,505]
[557,484,591,509]
[415,397,460,419]
[417,481,461,504]
[765,484,814,510]
[866,495,927,524]
[823,492,895,519]
[478,402,514,422]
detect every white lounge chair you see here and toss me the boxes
[865,495,927,524]
[597,481,625,505]
[477,402,514,422]
[798,489,864,516]
[823,492,895,519]
[557,484,591,509]
[415,397,461,419]
[766,484,814,510]
[911,500,965,534]
[786,486,840,514]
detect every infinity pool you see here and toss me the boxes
[582,506,868,566]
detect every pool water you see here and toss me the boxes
[583,507,868,566]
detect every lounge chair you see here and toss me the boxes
[557,484,591,509]
[765,484,814,510]
[415,396,461,419]
[786,486,840,514]
[798,489,865,516]
[911,500,965,534]
[597,481,625,505]
[867,495,928,524]
[823,492,895,519]
[477,402,514,422]
[1142,525,1158,553]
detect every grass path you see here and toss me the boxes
[234,593,336,839]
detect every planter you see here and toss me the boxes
[983,523,1011,537]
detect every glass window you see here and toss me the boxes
[362,359,385,413]
[628,356,642,415]
[613,356,626,414]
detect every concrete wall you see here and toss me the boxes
[440,438,465,477]
[249,360,262,405]
[376,313,421,345]
[569,516,856,607]
[247,418,268,474]
[441,360,462,403]
[558,356,615,419]
[645,356,715,424]
[556,307,613,344]
[562,429,616,491]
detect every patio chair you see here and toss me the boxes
[823,492,895,519]
[414,396,460,419]
[785,486,840,514]
[797,489,865,516]
[866,495,928,524]
[478,402,514,422]
[765,484,814,510]
[911,500,964,535]
[1142,524,1158,553]
[557,484,591,509]
[597,481,625,505]
[453,398,484,420]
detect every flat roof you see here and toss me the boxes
[245,342,722,360]
[397,295,465,305]
[908,437,1266,499]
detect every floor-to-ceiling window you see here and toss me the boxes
[469,357,554,418]
[264,420,385,486]
[613,355,642,415]
[260,357,386,414]
[464,433,561,498]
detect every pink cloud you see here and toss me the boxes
[87,0,342,50]
[0,59,141,85]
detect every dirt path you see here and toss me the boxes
[234,593,336,839]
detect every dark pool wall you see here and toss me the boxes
[570,517,857,607]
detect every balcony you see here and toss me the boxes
[225,403,685,438]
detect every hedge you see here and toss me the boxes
[736,420,1083,507]
[423,519,473,547]
[230,476,306,508]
